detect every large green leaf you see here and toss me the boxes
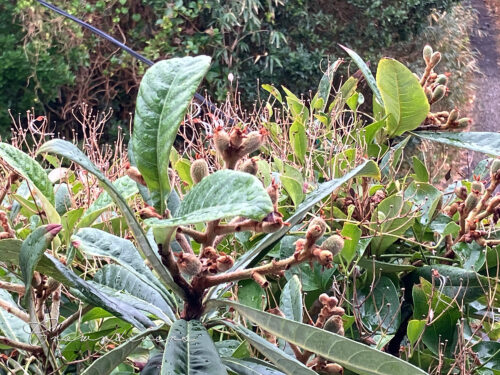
[0,142,59,223]
[161,319,227,375]
[222,320,316,375]
[369,194,414,255]
[132,56,211,212]
[72,228,174,306]
[316,60,339,112]
[222,357,285,375]
[289,120,307,164]
[146,170,273,228]
[413,132,500,156]
[36,140,183,297]
[42,254,154,329]
[0,289,30,344]
[209,300,427,375]
[20,224,62,304]
[81,325,163,375]
[412,278,460,357]
[376,59,429,137]
[93,264,175,323]
[78,176,139,228]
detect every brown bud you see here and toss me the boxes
[306,217,327,243]
[138,206,162,219]
[214,127,230,155]
[313,248,333,266]
[444,202,459,217]
[324,363,343,374]
[229,127,246,148]
[454,186,468,200]
[175,253,202,276]
[201,246,218,261]
[239,158,258,175]
[126,166,147,186]
[320,235,344,257]
[238,130,266,156]
[324,315,345,336]
[267,179,279,207]
[190,159,209,184]
[216,254,234,272]
[430,51,441,67]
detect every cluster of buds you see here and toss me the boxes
[307,293,345,374]
[419,45,470,130]
[199,246,235,275]
[294,218,345,268]
[444,160,500,245]
[213,125,267,169]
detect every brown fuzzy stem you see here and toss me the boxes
[175,232,194,254]
[178,226,206,243]
[198,251,310,289]
[0,281,25,295]
[0,335,43,354]
[0,298,29,322]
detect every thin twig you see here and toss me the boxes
[0,336,43,354]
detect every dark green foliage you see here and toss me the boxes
[1,0,459,134]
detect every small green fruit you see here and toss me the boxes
[448,108,459,123]
[436,74,448,85]
[423,45,433,63]
[471,181,484,193]
[190,159,209,184]
[431,85,446,103]
[490,159,500,178]
[464,192,479,214]
[456,118,470,128]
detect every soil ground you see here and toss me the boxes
[470,0,500,132]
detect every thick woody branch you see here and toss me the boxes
[0,336,42,354]
[158,244,192,296]
[175,232,194,254]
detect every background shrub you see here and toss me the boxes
[2,0,462,136]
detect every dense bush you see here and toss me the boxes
[2,0,461,134]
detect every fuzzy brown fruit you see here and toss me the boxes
[175,253,202,276]
[190,159,209,184]
[320,235,344,257]
[239,158,258,175]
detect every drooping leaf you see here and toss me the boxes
[222,357,286,375]
[376,59,429,137]
[161,319,227,375]
[407,320,426,347]
[413,131,500,156]
[280,275,303,323]
[132,56,211,212]
[411,264,487,303]
[72,228,174,307]
[316,60,341,112]
[93,264,175,323]
[36,140,183,297]
[339,45,383,106]
[81,325,163,375]
[341,222,362,264]
[369,194,414,255]
[42,254,154,329]
[0,289,30,344]
[78,176,139,228]
[473,341,500,371]
[0,143,59,223]
[221,320,316,375]
[210,300,427,375]
[20,224,62,304]
[146,170,273,228]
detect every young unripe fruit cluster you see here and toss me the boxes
[213,125,267,169]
